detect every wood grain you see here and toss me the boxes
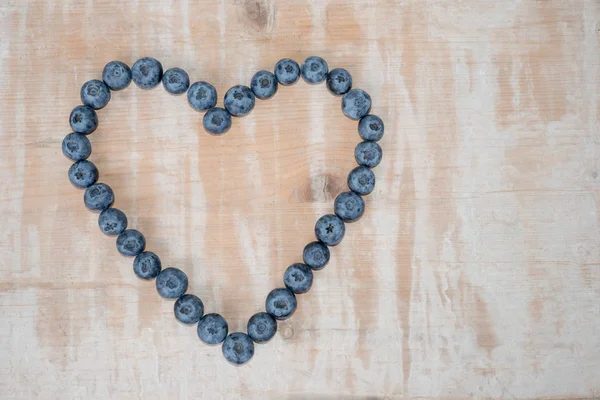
[0,0,599,398]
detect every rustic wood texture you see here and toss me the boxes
[1,0,599,398]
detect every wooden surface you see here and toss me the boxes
[1,0,599,399]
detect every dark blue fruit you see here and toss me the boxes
[62,133,92,161]
[187,81,217,111]
[203,107,231,135]
[326,68,352,95]
[84,183,114,211]
[224,85,255,117]
[132,57,163,89]
[265,288,297,320]
[222,332,254,365]
[354,141,382,168]
[247,312,277,343]
[174,294,204,325]
[98,207,127,236]
[302,241,330,270]
[162,67,190,95]
[68,160,98,189]
[342,89,372,120]
[69,105,98,135]
[283,263,313,294]
[116,229,146,257]
[156,267,188,299]
[301,56,328,84]
[347,166,375,195]
[250,70,278,100]
[80,79,111,110]
[102,61,132,91]
[133,251,161,279]
[197,313,228,345]
[334,191,365,222]
[358,114,384,141]
[274,58,300,86]
[315,214,345,246]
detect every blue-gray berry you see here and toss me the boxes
[174,294,204,325]
[98,208,127,236]
[203,107,231,135]
[334,191,365,222]
[68,160,98,189]
[355,141,382,168]
[302,241,330,271]
[222,332,254,365]
[224,85,255,117]
[156,267,188,299]
[247,312,277,343]
[116,229,146,257]
[265,288,297,320]
[358,114,384,141]
[283,263,313,294]
[347,166,375,195]
[274,58,300,86]
[69,105,98,135]
[80,80,111,110]
[301,56,328,84]
[187,81,217,111]
[132,57,163,89]
[102,61,132,91]
[133,251,161,279]
[62,133,92,161]
[250,70,278,100]
[315,214,345,246]
[162,67,190,95]
[342,89,372,120]
[197,313,228,345]
[84,183,114,211]
[326,68,352,95]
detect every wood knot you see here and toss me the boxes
[241,0,275,33]
[292,173,345,203]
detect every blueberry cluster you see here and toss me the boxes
[62,56,384,366]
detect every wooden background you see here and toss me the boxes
[0,0,599,399]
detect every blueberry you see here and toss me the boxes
[355,141,382,168]
[132,57,163,89]
[326,68,352,95]
[274,58,300,86]
[358,114,384,142]
[80,79,111,110]
[283,263,313,294]
[197,313,228,345]
[174,294,204,325]
[250,70,278,100]
[342,89,372,120]
[302,241,330,270]
[69,105,98,135]
[314,214,345,246]
[187,81,217,111]
[162,67,190,95]
[334,191,365,223]
[224,85,255,117]
[265,288,297,320]
[102,61,132,91]
[116,229,146,257]
[347,166,375,195]
[62,133,92,161]
[98,207,127,236]
[156,267,188,299]
[68,160,98,189]
[84,183,114,211]
[203,107,232,135]
[301,56,328,84]
[247,312,277,343]
[133,251,161,279]
[222,332,254,365]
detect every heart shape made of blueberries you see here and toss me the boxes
[62,56,384,365]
